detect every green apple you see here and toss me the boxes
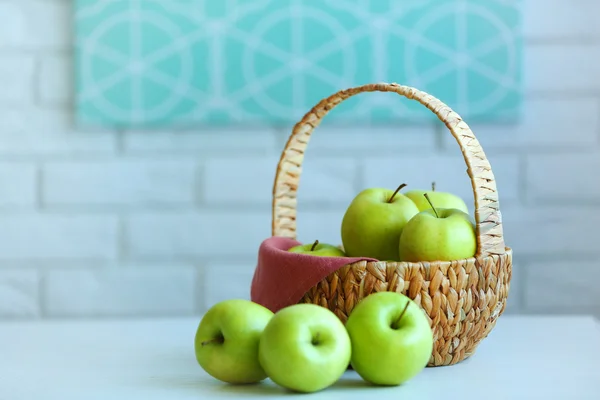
[345,291,433,386]
[258,303,351,393]
[399,193,476,262]
[341,184,420,260]
[405,181,469,214]
[194,299,274,384]
[288,239,346,257]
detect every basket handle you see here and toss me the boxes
[271,82,505,258]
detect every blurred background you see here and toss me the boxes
[0,0,598,320]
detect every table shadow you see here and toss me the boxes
[142,374,287,397]
[142,370,377,397]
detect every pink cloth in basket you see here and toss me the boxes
[251,236,378,313]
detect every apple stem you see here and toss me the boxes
[388,183,407,203]
[310,240,319,251]
[395,301,410,327]
[423,193,439,218]
[432,181,436,192]
[201,335,224,346]
[311,332,321,346]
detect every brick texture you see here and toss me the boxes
[203,156,359,206]
[525,259,600,313]
[38,54,71,105]
[0,0,69,49]
[0,214,118,261]
[44,160,198,206]
[123,129,279,154]
[43,267,196,317]
[0,163,37,207]
[299,125,438,154]
[126,209,272,260]
[203,263,256,310]
[0,109,117,157]
[523,0,600,40]
[525,44,600,93]
[442,98,600,149]
[501,205,600,256]
[0,270,39,318]
[0,55,35,104]
[527,152,600,203]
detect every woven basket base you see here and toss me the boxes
[299,248,513,367]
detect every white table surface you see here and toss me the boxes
[1,315,599,400]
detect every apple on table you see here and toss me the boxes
[259,303,351,393]
[345,291,433,386]
[341,183,419,261]
[399,193,476,262]
[288,239,346,257]
[194,299,274,384]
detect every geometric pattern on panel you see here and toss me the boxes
[75,0,522,127]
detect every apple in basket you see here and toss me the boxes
[399,193,476,262]
[404,181,469,214]
[345,291,434,386]
[259,303,351,393]
[194,299,274,384]
[288,239,346,257]
[341,183,419,261]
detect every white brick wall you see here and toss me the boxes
[0,55,35,104]
[301,124,438,154]
[526,152,600,203]
[203,156,281,205]
[43,159,199,206]
[295,209,349,247]
[0,109,117,157]
[125,207,271,260]
[0,0,69,49]
[38,53,71,105]
[203,155,360,206]
[525,44,600,94]
[0,214,118,261]
[0,0,599,319]
[123,129,278,154]
[0,163,37,207]
[125,209,272,260]
[501,205,600,255]
[441,97,600,149]
[522,0,600,40]
[43,267,197,317]
[525,259,600,313]
[203,263,255,308]
[0,270,39,318]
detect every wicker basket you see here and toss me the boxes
[270,82,513,367]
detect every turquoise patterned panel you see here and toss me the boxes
[74,0,522,127]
